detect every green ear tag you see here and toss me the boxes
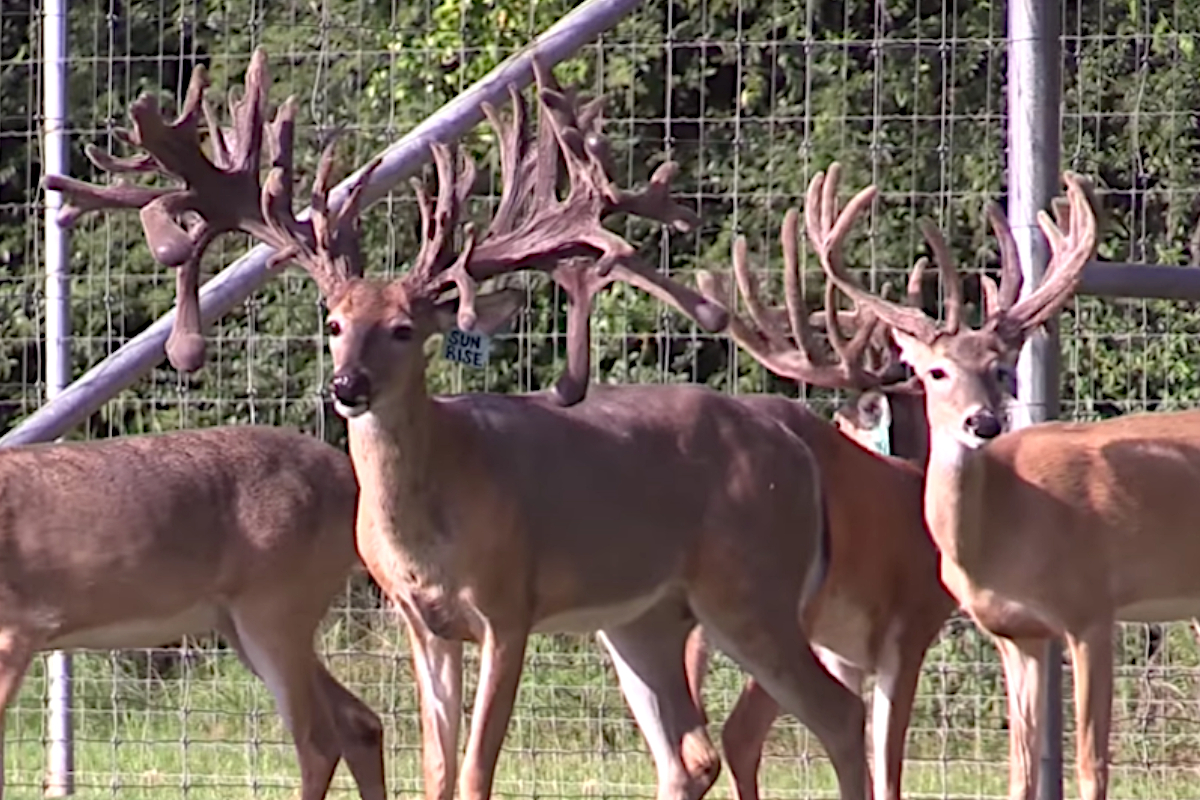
[860,393,892,457]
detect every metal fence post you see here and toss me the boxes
[41,0,74,794]
[1008,2,1064,799]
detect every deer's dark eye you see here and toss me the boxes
[995,366,1016,389]
[929,367,949,381]
[391,324,414,342]
[327,320,342,337]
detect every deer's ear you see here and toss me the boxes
[431,289,525,335]
[890,328,935,369]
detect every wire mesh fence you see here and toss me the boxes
[4,0,1200,798]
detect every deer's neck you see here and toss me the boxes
[346,371,449,576]
[923,433,985,571]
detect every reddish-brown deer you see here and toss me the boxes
[0,426,383,800]
[49,50,874,800]
[682,164,952,800]
[811,171,1184,800]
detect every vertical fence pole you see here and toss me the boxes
[1007,2,1063,799]
[41,0,74,795]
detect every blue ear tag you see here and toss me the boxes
[860,393,893,457]
[443,328,491,369]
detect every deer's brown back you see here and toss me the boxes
[431,384,826,629]
[0,426,358,644]
[964,410,1200,623]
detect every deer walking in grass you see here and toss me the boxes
[0,426,384,800]
[681,163,954,800]
[813,169,1184,800]
[49,50,875,800]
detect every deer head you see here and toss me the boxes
[815,169,1099,451]
[695,162,922,453]
[46,49,728,409]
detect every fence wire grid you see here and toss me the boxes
[5,1,1200,798]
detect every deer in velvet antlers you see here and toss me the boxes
[681,164,952,800]
[811,172,1187,800]
[50,50,876,800]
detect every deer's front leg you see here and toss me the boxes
[993,636,1047,800]
[459,623,529,800]
[1066,626,1113,800]
[398,599,464,800]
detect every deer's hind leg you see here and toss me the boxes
[599,600,720,800]
[315,666,387,800]
[220,604,342,800]
[688,491,870,800]
[691,596,869,800]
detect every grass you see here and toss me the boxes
[5,600,1200,799]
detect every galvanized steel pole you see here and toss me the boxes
[41,0,75,793]
[1008,2,1064,799]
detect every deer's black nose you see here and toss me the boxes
[965,409,1002,440]
[331,372,372,407]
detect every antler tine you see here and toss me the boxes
[814,185,939,344]
[823,277,882,381]
[482,84,531,237]
[780,207,829,368]
[997,172,1098,340]
[47,48,391,372]
[408,142,468,286]
[980,274,1001,319]
[907,255,927,308]
[694,186,892,391]
[732,236,791,352]
[804,164,877,285]
[695,266,835,385]
[260,96,303,270]
[406,60,727,406]
[916,218,964,334]
[985,201,1023,313]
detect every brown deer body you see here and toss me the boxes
[814,170,1165,800]
[49,51,873,800]
[684,172,953,800]
[352,380,867,800]
[0,426,384,800]
[709,395,945,800]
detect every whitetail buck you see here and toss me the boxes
[49,50,874,800]
[813,170,1185,800]
[680,163,953,800]
[0,426,383,800]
